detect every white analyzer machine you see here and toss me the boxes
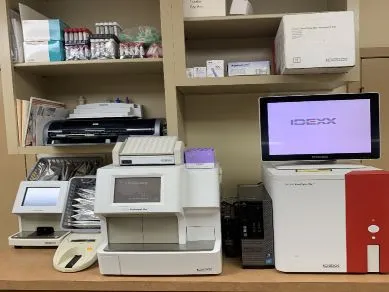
[9,181,70,247]
[94,136,222,275]
[263,162,389,273]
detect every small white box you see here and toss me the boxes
[229,0,253,15]
[206,60,225,77]
[183,0,226,18]
[228,61,271,76]
[186,68,194,78]
[275,11,356,74]
[193,67,207,78]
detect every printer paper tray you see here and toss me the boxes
[104,241,215,252]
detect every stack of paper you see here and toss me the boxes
[17,97,69,146]
[68,103,143,119]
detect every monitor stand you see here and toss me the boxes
[275,160,368,170]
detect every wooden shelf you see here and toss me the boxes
[360,47,389,58]
[18,145,114,155]
[184,14,283,40]
[13,58,164,77]
[1,249,389,292]
[177,74,351,95]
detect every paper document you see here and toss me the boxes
[24,97,68,146]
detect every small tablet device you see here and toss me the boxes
[12,181,69,214]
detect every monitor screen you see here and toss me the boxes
[259,93,380,161]
[114,177,161,203]
[22,187,60,207]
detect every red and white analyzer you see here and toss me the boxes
[263,163,389,273]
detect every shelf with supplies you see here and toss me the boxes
[1,249,389,292]
[184,14,283,40]
[13,58,164,77]
[177,74,354,95]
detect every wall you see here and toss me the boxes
[185,94,261,199]
[0,83,26,249]
[360,0,389,48]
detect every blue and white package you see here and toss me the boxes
[228,61,271,76]
[22,19,66,41]
[24,41,65,62]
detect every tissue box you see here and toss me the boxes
[183,0,226,17]
[22,19,65,41]
[275,11,355,74]
[24,41,65,62]
[228,61,271,76]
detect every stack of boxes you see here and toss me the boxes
[22,19,66,62]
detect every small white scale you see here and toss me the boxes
[53,176,102,273]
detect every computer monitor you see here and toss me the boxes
[259,93,380,161]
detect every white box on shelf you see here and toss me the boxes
[229,0,253,15]
[24,41,65,62]
[228,61,271,76]
[186,68,194,78]
[19,4,65,41]
[275,11,356,74]
[193,67,207,78]
[183,0,226,18]
[206,60,225,77]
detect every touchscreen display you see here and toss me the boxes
[267,99,372,155]
[22,187,60,207]
[114,177,161,203]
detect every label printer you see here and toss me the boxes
[94,136,222,275]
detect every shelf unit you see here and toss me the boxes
[0,0,173,155]
[170,0,360,198]
[184,14,283,39]
[177,74,352,95]
[18,145,114,155]
[0,0,360,196]
[13,59,164,77]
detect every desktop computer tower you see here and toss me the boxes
[237,184,274,268]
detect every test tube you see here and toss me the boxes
[83,29,88,41]
[73,28,79,42]
[109,22,114,34]
[78,29,83,42]
[104,22,109,35]
[113,22,118,36]
[91,39,95,58]
[95,23,100,34]
[64,28,69,44]
[69,28,74,42]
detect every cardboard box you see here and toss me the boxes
[183,0,226,17]
[275,11,356,74]
[206,60,225,77]
[24,41,65,62]
[193,67,207,78]
[228,61,271,76]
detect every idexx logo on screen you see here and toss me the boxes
[290,118,337,126]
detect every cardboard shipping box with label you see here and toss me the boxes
[183,0,226,17]
[275,11,356,74]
